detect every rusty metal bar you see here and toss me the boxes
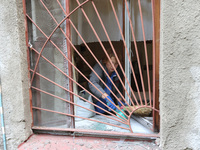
[65,0,75,128]
[152,0,160,131]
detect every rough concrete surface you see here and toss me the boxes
[18,134,160,150]
[160,0,200,149]
[0,0,200,149]
[0,0,32,149]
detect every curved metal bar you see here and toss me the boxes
[27,0,91,85]
[128,105,159,133]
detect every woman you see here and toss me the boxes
[89,49,124,114]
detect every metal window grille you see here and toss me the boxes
[23,0,160,138]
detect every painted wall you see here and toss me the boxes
[0,0,32,149]
[160,0,200,149]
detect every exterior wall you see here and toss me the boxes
[160,0,200,149]
[0,0,200,149]
[0,0,32,150]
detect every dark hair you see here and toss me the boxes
[102,48,122,65]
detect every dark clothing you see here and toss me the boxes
[88,61,123,106]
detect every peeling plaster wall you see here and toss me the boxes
[0,0,32,149]
[160,0,200,150]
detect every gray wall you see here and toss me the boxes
[1,0,200,149]
[0,0,32,149]
[160,0,200,149]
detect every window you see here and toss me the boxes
[24,0,160,138]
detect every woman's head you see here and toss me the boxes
[102,49,121,74]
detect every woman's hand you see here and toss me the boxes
[105,96,116,111]
[101,93,108,99]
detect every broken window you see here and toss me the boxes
[24,0,160,137]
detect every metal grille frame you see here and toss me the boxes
[22,0,160,138]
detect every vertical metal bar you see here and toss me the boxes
[124,0,131,105]
[152,0,160,131]
[22,0,34,127]
[122,0,125,72]
[124,0,144,105]
[152,0,156,131]
[66,0,75,128]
